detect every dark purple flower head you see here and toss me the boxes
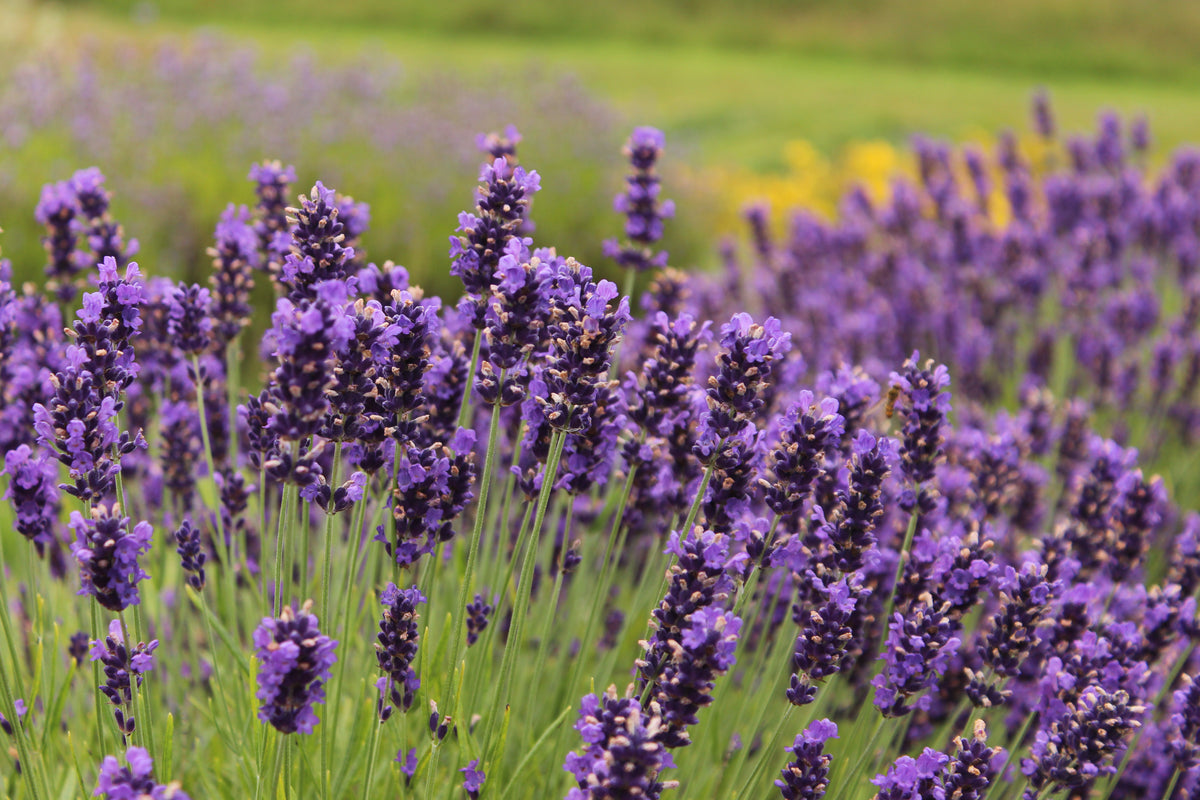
[762,391,845,517]
[626,311,711,436]
[650,606,741,747]
[703,313,791,443]
[535,260,630,433]
[281,181,356,302]
[872,594,961,718]
[638,528,741,712]
[791,577,864,700]
[564,689,678,800]
[70,168,137,268]
[384,431,476,567]
[208,203,258,343]
[466,592,495,647]
[872,748,950,800]
[266,282,354,441]
[2,444,60,549]
[395,748,418,782]
[253,602,338,735]
[35,179,86,301]
[1032,89,1056,139]
[173,518,206,592]
[477,125,522,165]
[248,160,296,274]
[166,282,213,356]
[90,619,159,739]
[450,157,540,326]
[1021,686,1142,798]
[70,505,152,612]
[460,760,485,800]
[775,719,838,800]
[603,126,675,272]
[95,746,188,800]
[973,562,1059,696]
[817,430,896,574]
[1168,675,1200,769]
[375,583,426,721]
[943,721,1001,800]
[889,351,951,487]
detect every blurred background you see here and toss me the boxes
[2,0,1198,297]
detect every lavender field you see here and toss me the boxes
[2,4,1200,800]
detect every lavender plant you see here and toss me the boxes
[0,97,1197,800]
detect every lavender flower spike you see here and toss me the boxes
[564,688,679,800]
[375,584,426,721]
[95,746,189,800]
[91,620,159,739]
[775,718,837,800]
[2,444,60,551]
[70,505,153,612]
[604,126,676,272]
[461,760,486,800]
[889,351,951,487]
[253,602,337,735]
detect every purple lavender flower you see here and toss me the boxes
[375,584,426,721]
[466,592,494,647]
[266,282,354,442]
[281,181,355,302]
[477,244,553,406]
[775,719,837,800]
[384,432,476,567]
[970,562,1058,705]
[872,748,950,800]
[943,721,1001,800]
[35,180,85,301]
[396,748,418,784]
[762,392,845,517]
[461,760,485,800]
[651,606,741,747]
[208,203,258,344]
[637,528,740,710]
[701,313,791,443]
[789,578,864,705]
[248,161,296,276]
[159,398,201,509]
[872,595,962,718]
[1168,675,1200,769]
[69,505,153,612]
[95,746,188,800]
[253,602,337,735]
[69,167,137,269]
[166,282,213,356]
[1021,686,1142,798]
[817,430,895,574]
[889,352,951,488]
[90,619,159,738]
[625,311,711,437]
[564,689,678,800]
[173,518,206,592]
[1032,89,1056,140]
[2,444,60,550]
[535,260,630,433]
[603,126,675,272]
[450,157,540,327]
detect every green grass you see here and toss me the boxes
[40,1,1200,173]
[81,0,1200,86]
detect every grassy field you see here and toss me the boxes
[19,1,1200,172]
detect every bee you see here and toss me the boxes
[883,384,902,419]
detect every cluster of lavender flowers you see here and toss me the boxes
[1,96,1199,800]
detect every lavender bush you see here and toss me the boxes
[0,94,1198,800]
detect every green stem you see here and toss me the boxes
[319,447,342,625]
[457,330,483,429]
[732,705,795,800]
[878,503,921,655]
[446,399,502,721]
[483,428,566,769]
[193,354,239,629]
[827,714,889,800]
[274,483,297,616]
[362,720,383,798]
